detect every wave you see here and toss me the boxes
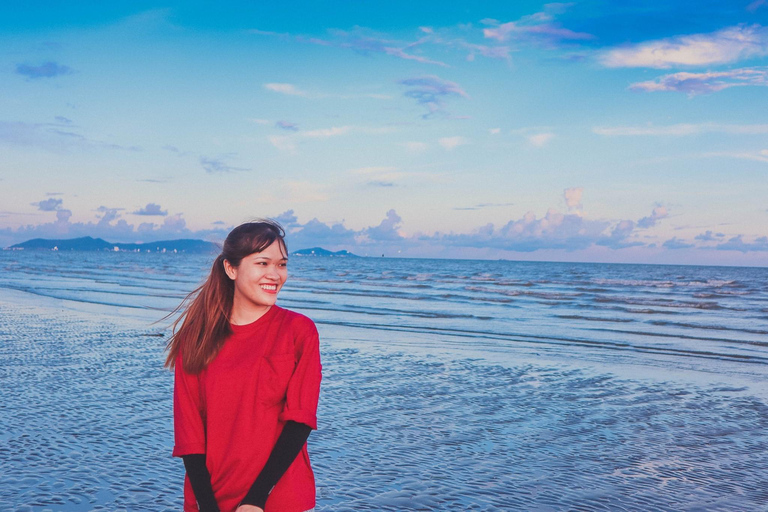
[555,315,634,323]
[314,319,768,365]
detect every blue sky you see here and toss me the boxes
[1,1,767,265]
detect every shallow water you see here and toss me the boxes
[1,253,767,510]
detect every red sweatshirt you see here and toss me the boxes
[173,306,321,512]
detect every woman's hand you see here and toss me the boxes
[235,506,263,512]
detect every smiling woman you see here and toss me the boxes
[165,220,321,512]
[223,242,288,325]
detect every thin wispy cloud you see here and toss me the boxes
[593,123,768,136]
[304,28,449,67]
[399,75,469,119]
[600,24,768,68]
[302,126,350,138]
[16,61,73,79]
[482,5,594,48]
[349,166,404,187]
[268,125,366,151]
[199,156,250,173]
[703,149,768,163]
[268,135,296,152]
[263,83,308,96]
[528,132,555,147]
[630,67,768,95]
[453,202,514,211]
[251,24,515,68]
[0,121,140,152]
[275,120,299,131]
[438,136,468,150]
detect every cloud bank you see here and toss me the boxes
[600,24,768,69]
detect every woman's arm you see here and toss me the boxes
[238,420,312,509]
[182,454,220,512]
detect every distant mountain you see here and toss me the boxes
[8,237,357,257]
[8,236,219,253]
[291,247,358,257]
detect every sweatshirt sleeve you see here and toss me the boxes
[172,354,207,457]
[278,319,322,430]
[239,421,312,509]
[182,454,220,512]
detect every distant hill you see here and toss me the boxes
[7,237,358,257]
[8,236,219,253]
[291,247,358,257]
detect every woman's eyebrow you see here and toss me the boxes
[254,256,288,261]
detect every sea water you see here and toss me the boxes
[0,251,766,510]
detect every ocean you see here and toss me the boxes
[1,251,767,511]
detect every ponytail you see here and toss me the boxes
[164,254,233,373]
[164,220,286,374]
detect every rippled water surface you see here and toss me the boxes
[1,252,767,511]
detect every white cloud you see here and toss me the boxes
[482,5,594,46]
[132,203,168,216]
[302,126,350,138]
[629,67,768,95]
[703,149,768,163]
[399,75,469,119]
[637,206,668,228]
[564,187,583,210]
[489,128,501,135]
[268,135,297,152]
[263,83,308,96]
[438,136,468,150]
[600,24,768,69]
[528,132,554,147]
[593,123,768,136]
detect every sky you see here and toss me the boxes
[1,0,767,265]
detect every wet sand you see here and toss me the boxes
[1,288,767,511]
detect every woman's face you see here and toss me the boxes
[224,240,288,314]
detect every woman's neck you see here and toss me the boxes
[229,303,272,326]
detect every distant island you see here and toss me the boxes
[291,247,358,257]
[7,236,219,253]
[5,237,358,257]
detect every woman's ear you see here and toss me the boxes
[222,259,237,280]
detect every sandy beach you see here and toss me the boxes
[2,252,768,511]
[1,283,767,511]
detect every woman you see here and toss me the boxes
[166,221,321,512]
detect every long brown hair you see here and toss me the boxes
[164,220,287,373]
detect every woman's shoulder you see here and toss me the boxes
[273,305,317,331]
